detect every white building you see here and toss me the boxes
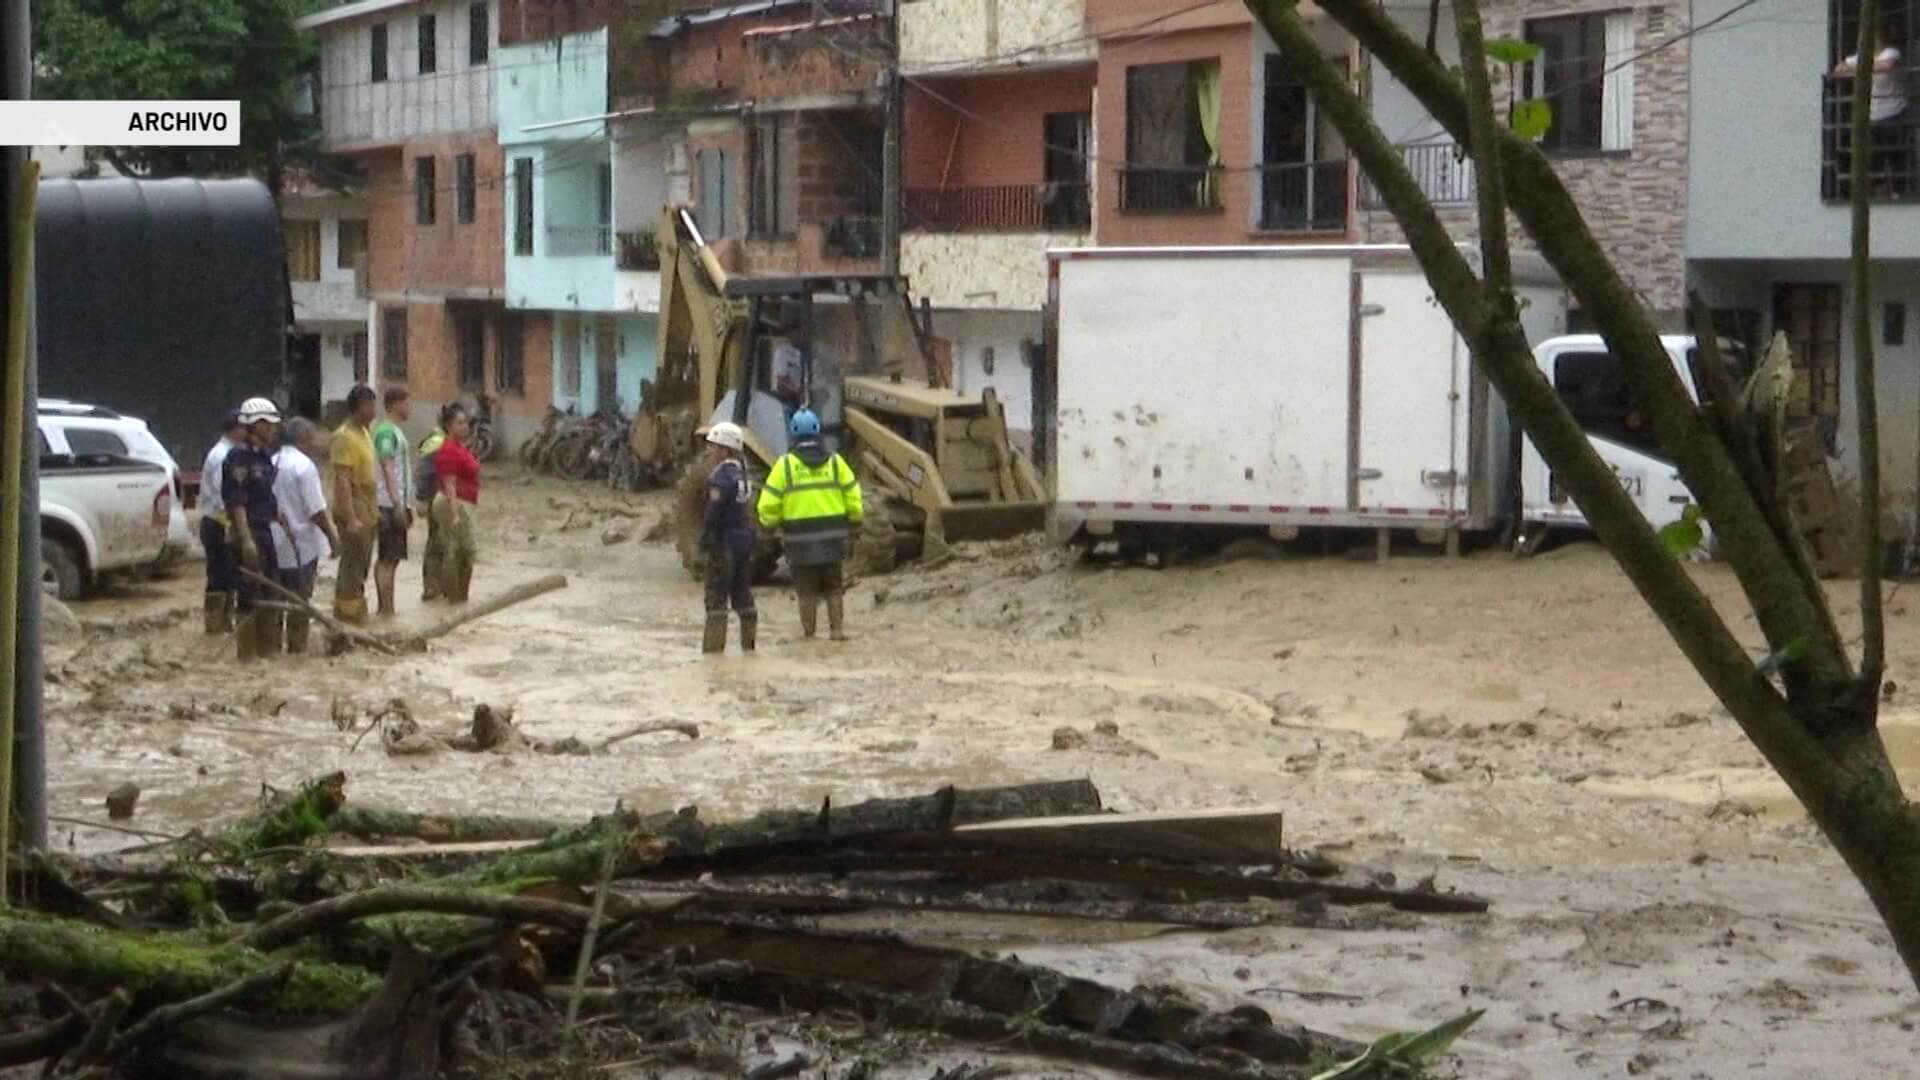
[282,182,372,419]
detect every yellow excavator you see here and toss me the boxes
[636,205,1045,579]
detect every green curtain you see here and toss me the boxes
[1192,61,1222,203]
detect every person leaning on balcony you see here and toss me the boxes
[1835,17,1911,193]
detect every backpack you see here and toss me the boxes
[414,434,441,501]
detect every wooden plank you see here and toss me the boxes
[327,839,539,860]
[943,807,1285,864]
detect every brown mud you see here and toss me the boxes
[40,468,1920,1078]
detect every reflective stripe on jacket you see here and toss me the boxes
[757,449,864,567]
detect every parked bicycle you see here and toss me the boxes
[467,393,500,463]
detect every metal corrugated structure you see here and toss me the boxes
[36,177,289,466]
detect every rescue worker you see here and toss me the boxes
[330,385,380,624]
[416,406,451,602]
[199,410,245,634]
[756,409,863,642]
[699,422,756,655]
[223,397,283,662]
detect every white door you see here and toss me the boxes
[1354,271,1465,515]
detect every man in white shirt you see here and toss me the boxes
[1835,20,1910,192]
[268,418,339,656]
[199,411,244,634]
[772,340,806,416]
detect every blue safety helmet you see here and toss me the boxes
[789,409,821,437]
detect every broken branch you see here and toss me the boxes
[600,719,701,750]
[106,963,293,1059]
[243,885,598,952]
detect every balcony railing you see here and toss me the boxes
[547,224,612,257]
[1259,160,1350,233]
[1360,142,1477,208]
[616,230,660,271]
[1118,165,1223,214]
[904,183,1091,232]
[1821,70,1920,201]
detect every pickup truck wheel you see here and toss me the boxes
[41,538,85,601]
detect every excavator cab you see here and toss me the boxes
[641,205,1045,579]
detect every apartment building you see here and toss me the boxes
[298,0,550,444]
[899,0,1095,446]
[497,23,662,418]
[281,181,372,421]
[1689,0,1920,532]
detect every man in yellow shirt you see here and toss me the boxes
[330,385,381,623]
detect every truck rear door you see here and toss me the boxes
[1353,270,1465,518]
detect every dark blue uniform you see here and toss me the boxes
[701,458,755,616]
[221,444,281,612]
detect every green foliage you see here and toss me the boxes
[1483,38,1542,65]
[1510,99,1554,141]
[1659,503,1707,557]
[1757,637,1811,677]
[1309,1008,1485,1080]
[34,0,355,188]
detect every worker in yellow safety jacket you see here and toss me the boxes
[757,409,863,641]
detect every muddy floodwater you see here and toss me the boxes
[41,469,1920,1078]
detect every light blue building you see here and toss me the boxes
[497,26,664,417]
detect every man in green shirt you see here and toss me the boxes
[372,386,414,617]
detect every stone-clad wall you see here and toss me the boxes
[1362,0,1690,323]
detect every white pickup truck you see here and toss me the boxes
[38,427,173,600]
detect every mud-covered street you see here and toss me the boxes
[40,470,1920,1079]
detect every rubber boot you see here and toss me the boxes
[421,543,443,602]
[702,612,728,654]
[798,591,819,639]
[258,605,284,656]
[827,596,848,642]
[286,609,311,656]
[203,592,227,635]
[739,611,757,653]
[375,565,397,618]
[234,610,261,662]
[453,558,474,605]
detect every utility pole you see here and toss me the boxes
[879,0,902,277]
[3,0,48,854]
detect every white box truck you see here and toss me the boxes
[1042,244,1721,553]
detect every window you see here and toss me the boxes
[1552,351,1662,458]
[560,319,582,397]
[469,2,489,65]
[456,153,476,224]
[1260,55,1349,231]
[597,162,613,254]
[497,314,525,395]
[697,148,733,239]
[415,156,436,225]
[418,14,438,75]
[456,313,485,390]
[748,113,797,238]
[349,331,369,383]
[1524,12,1635,153]
[1042,111,1092,228]
[64,429,129,457]
[371,23,388,83]
[1122,60,1223,212]
[336,219,368,270]
[512,157,534,255]
[381,307,408,380]
[285,219,321,281]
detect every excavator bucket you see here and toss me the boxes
[938,500,1048,543]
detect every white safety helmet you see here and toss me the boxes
[237,397,282,425]
[705,422,744,451]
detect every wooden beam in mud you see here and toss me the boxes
[943,806,1286,865]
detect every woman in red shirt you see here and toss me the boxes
[433,405,482,603]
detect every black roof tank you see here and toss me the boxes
[35,177,290,466]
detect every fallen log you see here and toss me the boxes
[393,574,568,651]
[325,806,568,845]
[238,572,398,656]
[244,886,599,952]
[0,910,380,1014]
[600,719,701,749]
[210,773,350,858]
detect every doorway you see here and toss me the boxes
[287,333,323,420]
